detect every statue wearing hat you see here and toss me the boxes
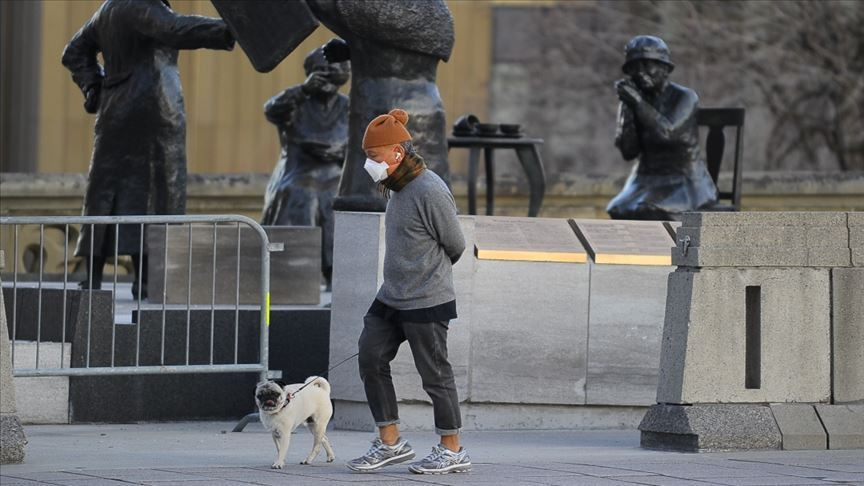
[607,35,718,220]
[209,0,454,212]
[261,46,350,289]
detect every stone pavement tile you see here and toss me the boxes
[447,464,584,479]
[707,476,837,486]
[57,470,198,482]
[353,483,443,486]
[243,477,334,485]
[715,460,855,479]
[814,465,864,473]
[520,477,647,486]
[155,467,295,483]
[604,463,755,479]
[0,478,53,486]
[154,467,253,477]
[140,481,259,486]
[41,480,140,486]
[0,474,92,483]
[388,472,510,484]
[397,470,581,485]
[520,463,663,477]
[158,468,333,485]
[816,472,864,483]
[249,465,407,482]
[710,450,864,466]
[618,476,720,486]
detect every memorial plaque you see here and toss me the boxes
[570,219,675,265]
[474,216,587,263]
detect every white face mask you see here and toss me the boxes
[364,158,390,182]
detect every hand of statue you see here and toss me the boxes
[615,78,643,106]
[620,101,635,125]
[223,26,236,50]
[83,86,101,114]
[301,71,329,95]
[322,38,350,63]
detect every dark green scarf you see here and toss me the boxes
[380,153,427,196]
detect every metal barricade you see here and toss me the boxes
[0,215,274,383]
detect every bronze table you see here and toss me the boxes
[447,136,546,217]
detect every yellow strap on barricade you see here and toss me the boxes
[266,292,271,326]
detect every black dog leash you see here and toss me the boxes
[286,352,360,399]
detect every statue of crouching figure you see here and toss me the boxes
[607,35,718,221]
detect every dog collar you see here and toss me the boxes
[279,396,293,410]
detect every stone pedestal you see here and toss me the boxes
[657,267,831,404]
[641,212,863,451]
[148,225,321,305]
[640,404,781,452]
[1,250,27,464]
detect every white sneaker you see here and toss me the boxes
[408,444,471,474]
[346,437,415,472]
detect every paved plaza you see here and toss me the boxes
[1,422,862,485]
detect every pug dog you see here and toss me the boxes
[255,376,336,468]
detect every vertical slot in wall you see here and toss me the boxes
[745,285,761,389]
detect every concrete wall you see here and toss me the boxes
[657,267,832,404]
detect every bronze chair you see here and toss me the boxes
[697,108,745,211]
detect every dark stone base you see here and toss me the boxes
[3,288,112,344]
[639,403,782,452]
[0,414,26,464]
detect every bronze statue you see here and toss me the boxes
[607,35,718,220]
[61,0,234,297]
[308,0,455,211]
[261,47,350,289]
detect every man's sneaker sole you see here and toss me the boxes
[408,462,472,475]
[346,450,416,472]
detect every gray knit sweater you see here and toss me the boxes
[376,169,466,310]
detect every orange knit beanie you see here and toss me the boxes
[362,109,412,149]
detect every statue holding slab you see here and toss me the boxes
[261,47,350,289]
[607,35,718,221]
[309,0,455,211]
[209,0,454,212]
[61,0,234,297]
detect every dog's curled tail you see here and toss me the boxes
[305,375,330,394]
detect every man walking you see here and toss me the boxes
[346,109,470,474]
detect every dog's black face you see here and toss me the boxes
[255,381,288,413]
